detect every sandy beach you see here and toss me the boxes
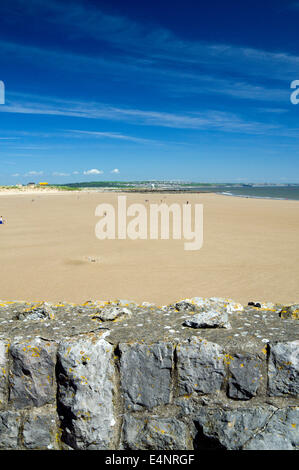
[0,190,298,306]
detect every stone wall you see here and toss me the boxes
[0,297,298,450]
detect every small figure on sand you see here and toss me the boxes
[0,216,5,225]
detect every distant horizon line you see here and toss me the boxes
[3,181,299,187]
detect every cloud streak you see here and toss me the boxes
[19,0,299,81]
[68,130,160,144]
[83,169,103,175]
[0,0,297,102]
[0,93,296,137]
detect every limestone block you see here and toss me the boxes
[57,335,116,449]
[23,406,58,449]
[9,338,57,408]
[0,410,21,449]
[268,341,299,396]
[228,353,263,399]
[119,342,173,410]
[122,414,193,450]
[177,337,226,395]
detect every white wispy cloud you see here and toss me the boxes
[83,169,103,175]
[0,0,298,94]
[0,1,297,142]
[52,172,70,177]
[25,170,44,176]
[111,168,120,174]
[0,93,296,137]
[20,0,298,81]
[69,129,159,144]
[13,145,51,150]
[166,75,289,102]
[0,37,292,105]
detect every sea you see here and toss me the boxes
[180,186,299,201]
[214,186,299,201]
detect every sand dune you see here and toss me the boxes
[0,191,298,305]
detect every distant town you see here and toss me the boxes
[2,181,299,192]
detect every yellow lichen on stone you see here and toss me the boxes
[80,376,88,385]
[280,306,299,320]
[223,354,234,365]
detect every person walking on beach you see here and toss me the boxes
[0,216,5,225]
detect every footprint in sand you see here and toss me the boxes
[65,255,101,265]
[84,255,101,263]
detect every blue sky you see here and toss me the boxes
[0,0,299,184]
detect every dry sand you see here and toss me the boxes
[0,187,63,195]
[0,190,298,305]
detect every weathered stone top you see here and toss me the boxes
[0,297,298,355]
[0,296,298,450]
